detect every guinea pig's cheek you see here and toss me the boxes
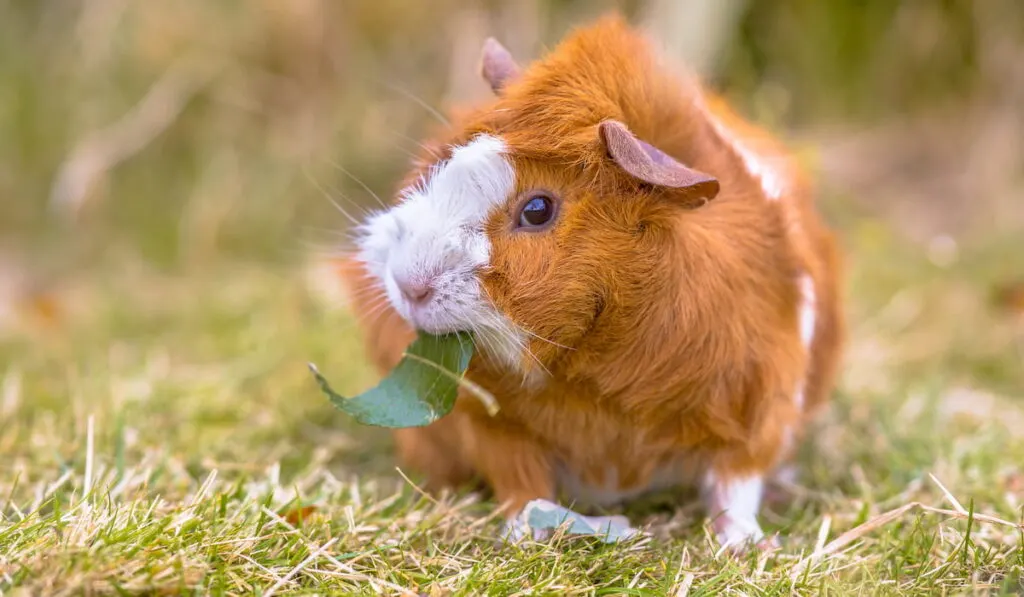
[462,232,490,270]
[478,270,511,314]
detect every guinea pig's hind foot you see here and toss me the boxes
[710,514,766,553]
[702,472,778,554]
[712,521,782,556]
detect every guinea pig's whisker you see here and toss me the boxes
[512,322,575,351]
[477,311,551,378]
[470,326,501,368]
[326,159,388,209]
[322,247,369,262]
[476,291,571,352]
[379,80,450,126]
[316,192,362,228]
[350,296,384,316]
[354,300,394,328]
[502,325,551,376]
[517,344,550,378]
[328,187,374,218]
[326,250,362,262]
[303,241,361,259]
[295,238,363,260]
[357,290,389,306]
[300,226,363,247]
[389,130,443,160]
[294,238,344,256]
[296,221,361,241]
[352,287,389,310]
[361,301,390,321]
[352,280,388,300]
[301,166,369,228]
[471,299,562,375]
[520,345,550,377]
[314,293,389,335]
[383,138,426,166]
[454,330,476,358]
[347,287,388,303]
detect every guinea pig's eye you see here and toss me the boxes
[516,194,556,229]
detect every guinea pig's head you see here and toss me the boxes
[355,18,721,377]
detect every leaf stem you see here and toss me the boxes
[401,352,500,416]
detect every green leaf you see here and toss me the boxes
[310,331,496,428]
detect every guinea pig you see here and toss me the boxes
[337,15,844,550]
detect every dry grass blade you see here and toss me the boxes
[928,473,967,514]
[791,503,919,578]
[791,500,1024,579]
[263,537,338,597]
[673,572,695,597]
[83,415,95,499]
[814,514,832,554]
[914,504,1023,531]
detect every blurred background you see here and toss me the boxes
[1,0,1022,447]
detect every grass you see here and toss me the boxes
[1,218,1023,595]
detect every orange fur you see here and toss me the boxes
[339,15,844,536]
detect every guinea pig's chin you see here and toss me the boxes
[407,315,464,336]
[394,302,469,336]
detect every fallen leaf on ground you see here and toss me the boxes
[521,499,639,543]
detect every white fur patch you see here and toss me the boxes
[695,95,785,201]
[793,273,818,411]
[702,472,766,548]
[798,274,817,351]
[734,143,785,201]
[782,274,819,453]
[356,134,526,367]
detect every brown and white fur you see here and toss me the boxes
[337,16,844,550]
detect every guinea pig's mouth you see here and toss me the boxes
[402,309,486,339]
[378,274,533,375]
[408,317,467,337]
[384,265,493,338]
[391,293,472,337]
[391,289,524,361]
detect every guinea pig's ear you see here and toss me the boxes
[479,37,521,94]
[599,120,720,205]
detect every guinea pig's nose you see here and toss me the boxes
[396,276,435,305]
